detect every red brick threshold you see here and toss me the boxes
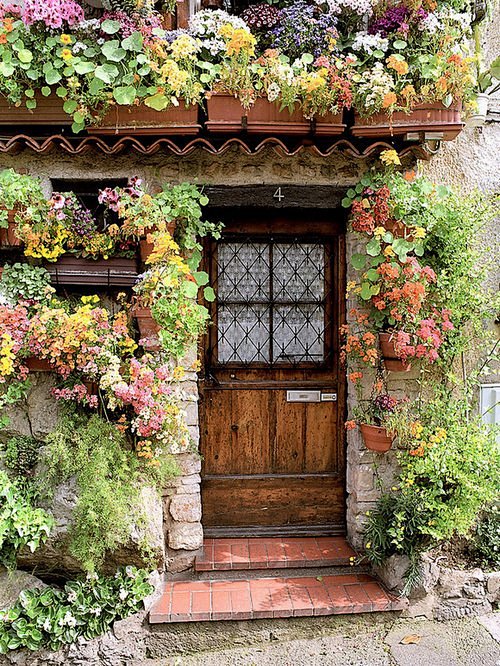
[149,573,407,623]
[195,537,357,571]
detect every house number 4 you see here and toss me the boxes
[273,187,285,202]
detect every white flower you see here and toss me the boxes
[43,618,52,632]
[321,0,374,16]
[119,589,129,601]
[60,612,77,628]
[351,31,389,55]
[89,607,102,616]
[188,9,249,57]
[67,590,77,603]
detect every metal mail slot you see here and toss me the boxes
[286,390,321,403]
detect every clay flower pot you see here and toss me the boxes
[360,423,394,453]
[132,306,161,351]
[352,102,463,140]
[25,357,52,372]
[0,95,72,126]
[0,209,22,247]
[88,101,201,136]
[379,333,412,373]
[384,219,414,241]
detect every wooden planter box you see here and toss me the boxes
[360,423,394,453]
[45,256,138,287]
[89,101,201,136]
[352,103,463,140]
[25,357,53,372]
[313,110,346,136]
[132,305,161,351]
[379,332,412,373]
[205,94,245,132]
[246,98,311,135]
[0,210,22,247]
[0,95,72,126]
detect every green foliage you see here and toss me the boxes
[2,435,40,485]
[474,505,500,569]
[0,169,44,228]
[0,380,31,431]
[363,394,500,591]
[0,471,53,569]
[0,264,53,304]
[0,567,153,653]
[41,412,172,572]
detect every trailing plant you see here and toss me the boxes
[0,264,53,305]
[0,471,53,569]
[0,566,153,653]
[41,411,176,572]
[0,170,44,229]
[363,393,500,593]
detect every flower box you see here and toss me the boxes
[352,103,463,140]
[379,332,412,373]
[45,256,139,287]
[205,94,246,132]
[313,111,346,136]
[132,305,161,352]
[0,209,22,247]
[0,95,71,126]
[246,98,311,135]
[88,102,201,136]
[360,423,394,453]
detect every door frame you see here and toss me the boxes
[199,191,348,536]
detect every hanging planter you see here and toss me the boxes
[384,219,414,241]
[379,333,412,373]
[0,95,72,126]
[0,209,22,247]
[45,256,138,286]
[360,423,394,453]
[352,102,464,140]
[139,221,176,263]
[468,93,489,127]
[88,101,201,136]
[132,305,161,352]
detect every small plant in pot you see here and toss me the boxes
[0,170,45,247]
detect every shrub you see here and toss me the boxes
[474,505,500,569]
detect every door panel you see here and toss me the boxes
[200,213,346,536]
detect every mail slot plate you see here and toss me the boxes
[286,390,321,403]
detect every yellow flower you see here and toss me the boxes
[374,226,386,237]
[60,34,72,45]
[61,48,73,61]
[170,34,198,60]
[414,227,426,239]
[346,280,356,293]
[365,542,371,549]
[380,149,401,166]
[383,245,395,257]
[173,365,185,380]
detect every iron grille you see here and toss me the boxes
[209,237,333,368]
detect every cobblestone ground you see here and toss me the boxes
[156,614,500,666]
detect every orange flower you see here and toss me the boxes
[3,18,13,33]
[403,170,416,182]
[345,420,357,430]
[382,92,397,108]
[348,371,363,384]
[0,34,6,44]
[409,446,425,457]
[386,55,409,76]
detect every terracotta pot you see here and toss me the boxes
[313,110,346,136]
[246,98,310,135]
[139,221,176,262]
[384,219,414,241]
[352,102,463,140]
[25,357,52,372]
[360,423,394,453]
[205,94,246,132]
[0,94,72,126]
[0,209,21,247]
[88,101,201,136]
[45,256,138,286]
[379,332,412,373]
[132,306,161,351]
[83,380,98,395]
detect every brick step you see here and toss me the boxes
[149,573,408,623]
[195,537,357,572]
[195,563,371,581]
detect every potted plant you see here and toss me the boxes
[469,56,500,127]
[349,392,405,453]
[0,170,45,248]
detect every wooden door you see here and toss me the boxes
[199,212,346,536]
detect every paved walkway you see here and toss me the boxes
[158,613,500,666]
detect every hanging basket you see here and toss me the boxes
[0,95,72,126]
[132,305,161,352]
[89,101,201,136]
[360,423,394,453]
[379,333,412,373]
[352,102,464,140]
[0,209,22,247]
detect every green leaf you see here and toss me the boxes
[351,253,366,270]
[25,99,36,110]
[45,69,61,85]
[365,268,379,282]
[204,286,215,302]
[301,53,314,64]
[366,238,381,256]
[182,281,198,299]
[63,99,78,114]
[17,49,33,63]
[94,64,119,83]
[102,41,126,62]
[347,188,356,198]
[41,86,51,97]
[56,86,67,97]
[373,49,384,59]
[193,271,209,286]
[144,93,169,111]
[71,120,85,134]
[73,61,95,75]
[0,62,15,76]
[113,85,137,105]
[89,77,105,95]
[443,93,453,108]
[341,197,352,208]
[383,232,394,243]
[360,282,373,300]
[122,32,143,52]
[393,40,407,50]
[101,19,121,34]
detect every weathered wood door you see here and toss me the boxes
[199,212,346,536]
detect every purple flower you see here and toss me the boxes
[51,193,66,209]
[271,1,338,60]
[368,4,410,37]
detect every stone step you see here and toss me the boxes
[149,573,407,623]
[195,537,357,572]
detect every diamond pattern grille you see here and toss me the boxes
[213,240,330,366]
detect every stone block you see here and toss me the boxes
[176,453,201,476]
[169,493,202,523]
[168,522,203,551]
[183,403,199,427]
[486,572,500,602]
[0,569,47,610]
[374,554,410,592]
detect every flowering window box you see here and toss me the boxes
[0,209,22,247]
[352,103,463,140]
[88,102,201,136]
[205,93,245,132]
[45,256,139,287]
[0,95,72,126]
